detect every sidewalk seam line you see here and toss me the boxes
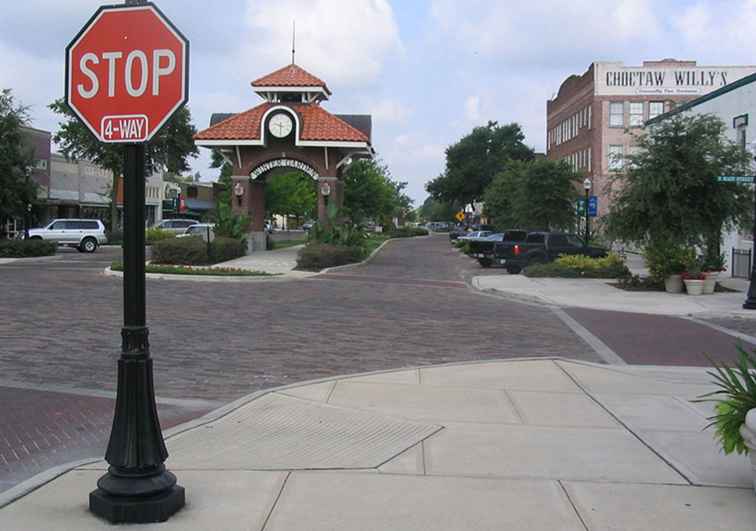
[557,480,590,531]
[685,317,756,346]
[260,471,291,531]
[551,308,627,365]
[554,361,695,486]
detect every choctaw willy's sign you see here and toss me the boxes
[595,62,756,96]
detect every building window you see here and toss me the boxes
[609,102,624,127]
[649,101,664,120]
[588,147,592,172]
[629,102,644,127]
[587,105,592,129]
[35,159,48,170]
[608,145,624,171]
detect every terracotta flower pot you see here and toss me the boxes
[703,272,718,295]
[740,409,756,493]
[684,279,705,295]
[665,274,683,293]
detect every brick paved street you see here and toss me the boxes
[0,237,598,492]
[3,235,751,493]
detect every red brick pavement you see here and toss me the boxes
[565,308,745,366]
[0,386,209,493]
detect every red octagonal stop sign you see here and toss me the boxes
[65,3,189,144]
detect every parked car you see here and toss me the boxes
[26,218,107,253]
[468,230,528,268]
[177,223,215,242]
[302,221,316,231]
[492,231,607,274]
[457,230,493,242]
[155,218,199,234]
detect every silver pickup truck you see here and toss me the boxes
[27,218,108,253]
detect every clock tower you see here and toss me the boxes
[195,63,373,252]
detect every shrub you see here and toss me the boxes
[0,239,57,257]
[296,243,364,271]
[145,227,175,244]
[106,230,123,245]
[151,236,209,265]
[524,253,630,278]
[643,241,695,280]
[390,227,429,238]
[210,237,245,263]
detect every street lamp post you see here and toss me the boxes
[25,202,32,240]
[583,178,592,248]
[743,163,756,309]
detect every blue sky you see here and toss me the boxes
[2,0,756,204]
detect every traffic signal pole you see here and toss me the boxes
[89,144,185,523]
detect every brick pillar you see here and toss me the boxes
[232,176,267,253]
[317,177,339,225]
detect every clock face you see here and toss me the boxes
[268,113,293,138]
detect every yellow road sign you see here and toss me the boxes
[455,211,465,222]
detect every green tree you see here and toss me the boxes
[483,159,579,231]
[426,121,534,206]
[418,197,457,223]
[208,149,249,240]
[265,171,317,224]
[49,100,199,231]
[606,114,752,257]
[0,89,36,225]
[342,159,397,225]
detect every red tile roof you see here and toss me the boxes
[194,103,369,143]
[251,64,331,94]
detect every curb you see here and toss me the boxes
[319,238,394,274]
[0,355,617,510]
[318,234,430,275]
[103,267,316,282]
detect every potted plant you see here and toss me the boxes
[682,256,706,295]
[697,348,756,492]
[702,253,727,295]
[644,242,693,294]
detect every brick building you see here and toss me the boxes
[546,59,756,220]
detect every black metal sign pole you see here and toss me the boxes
[89,143,185,523]
[743,180,756,309]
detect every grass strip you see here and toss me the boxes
[111,261,278,277]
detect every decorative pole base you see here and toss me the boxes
[90,479,184,524]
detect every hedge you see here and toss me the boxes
[151,236,245,265]
[524,254,630,279]
[145,227,175,244]
[296,243,364,271]
[0,239,57,258]
[210,237,246,263]
[390,227,429,238]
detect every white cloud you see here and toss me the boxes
[464,95,480,122]
[368,98,410,125]
[674,1,756,64]
[429,0,665,65]
[242,0,401,88]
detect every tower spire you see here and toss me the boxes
[291,20,296,64]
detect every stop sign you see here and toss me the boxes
[65,3,188,144]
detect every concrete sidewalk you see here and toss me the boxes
[1,358,754,530]
[474,274,756,318]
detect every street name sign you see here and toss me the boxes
[65,3,189,143]
[717,175,756,184]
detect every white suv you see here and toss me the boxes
[27,219,107,253]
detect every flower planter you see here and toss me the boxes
[703,272,718,295]
[740,409,756,493]
[664,274,683,293]
[684,279,705,295]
